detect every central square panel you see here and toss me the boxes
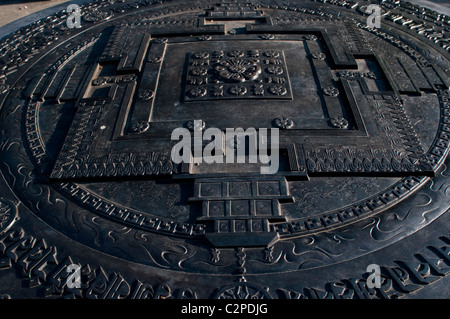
[149,37,332,131]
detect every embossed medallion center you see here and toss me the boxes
[215,57,261,82]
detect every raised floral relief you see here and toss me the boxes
[215,58,261,82]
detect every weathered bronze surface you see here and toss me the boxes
[0,0,449,299]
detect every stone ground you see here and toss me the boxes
[0,0,70,28]
[0,0,90,38]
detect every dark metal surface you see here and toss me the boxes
[0,0,449,299]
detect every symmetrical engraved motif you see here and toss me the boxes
[184,49,292,101]
[215,57,261,82]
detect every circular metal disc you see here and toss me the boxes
[0,0,449,299]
